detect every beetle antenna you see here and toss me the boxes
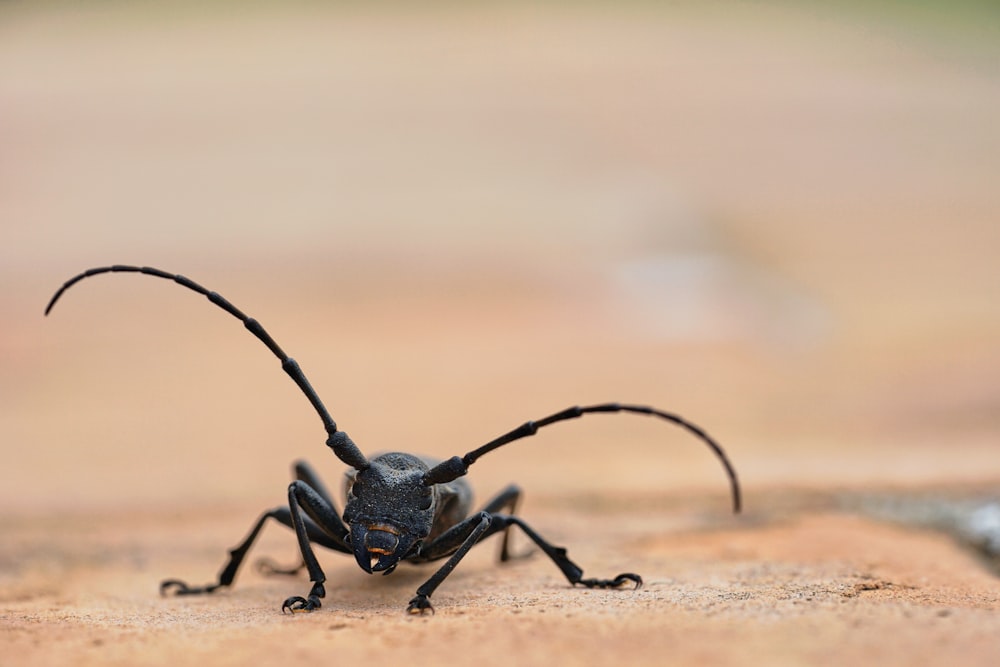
[423,403,741,513]
[45,264,369,470]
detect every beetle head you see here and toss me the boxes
[343,453,435,574]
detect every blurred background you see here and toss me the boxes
[2,1,998,516]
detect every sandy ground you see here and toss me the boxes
[2,493,1000,666]
[2,2,1000,665]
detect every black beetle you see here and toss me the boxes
[46,264,741,614]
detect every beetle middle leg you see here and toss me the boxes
[161,460,348,599]
[159,505,348,597]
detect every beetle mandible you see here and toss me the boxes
[45,264,742,615]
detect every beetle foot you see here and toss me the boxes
[576,572,643,590]
[281,595,322,613]
[406,594,435,615]
[282,582,325,613]
[160,579,221,596]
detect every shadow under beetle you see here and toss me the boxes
[46,265,742,615]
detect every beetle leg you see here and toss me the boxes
[407,512,493,615]
[411,509,640,614]
[281,480,354,613]
[488,514,642,590]
[162,461,350,598]
[161,507,292,596]
[255,459,336,577]
[160,504,351,597]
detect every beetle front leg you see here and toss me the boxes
[281,480,350,613]
[408,512,493,615]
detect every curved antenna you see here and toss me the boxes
[45,264,369,470]
[423,403,741,513]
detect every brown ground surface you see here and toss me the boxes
[2,3,1000,666]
